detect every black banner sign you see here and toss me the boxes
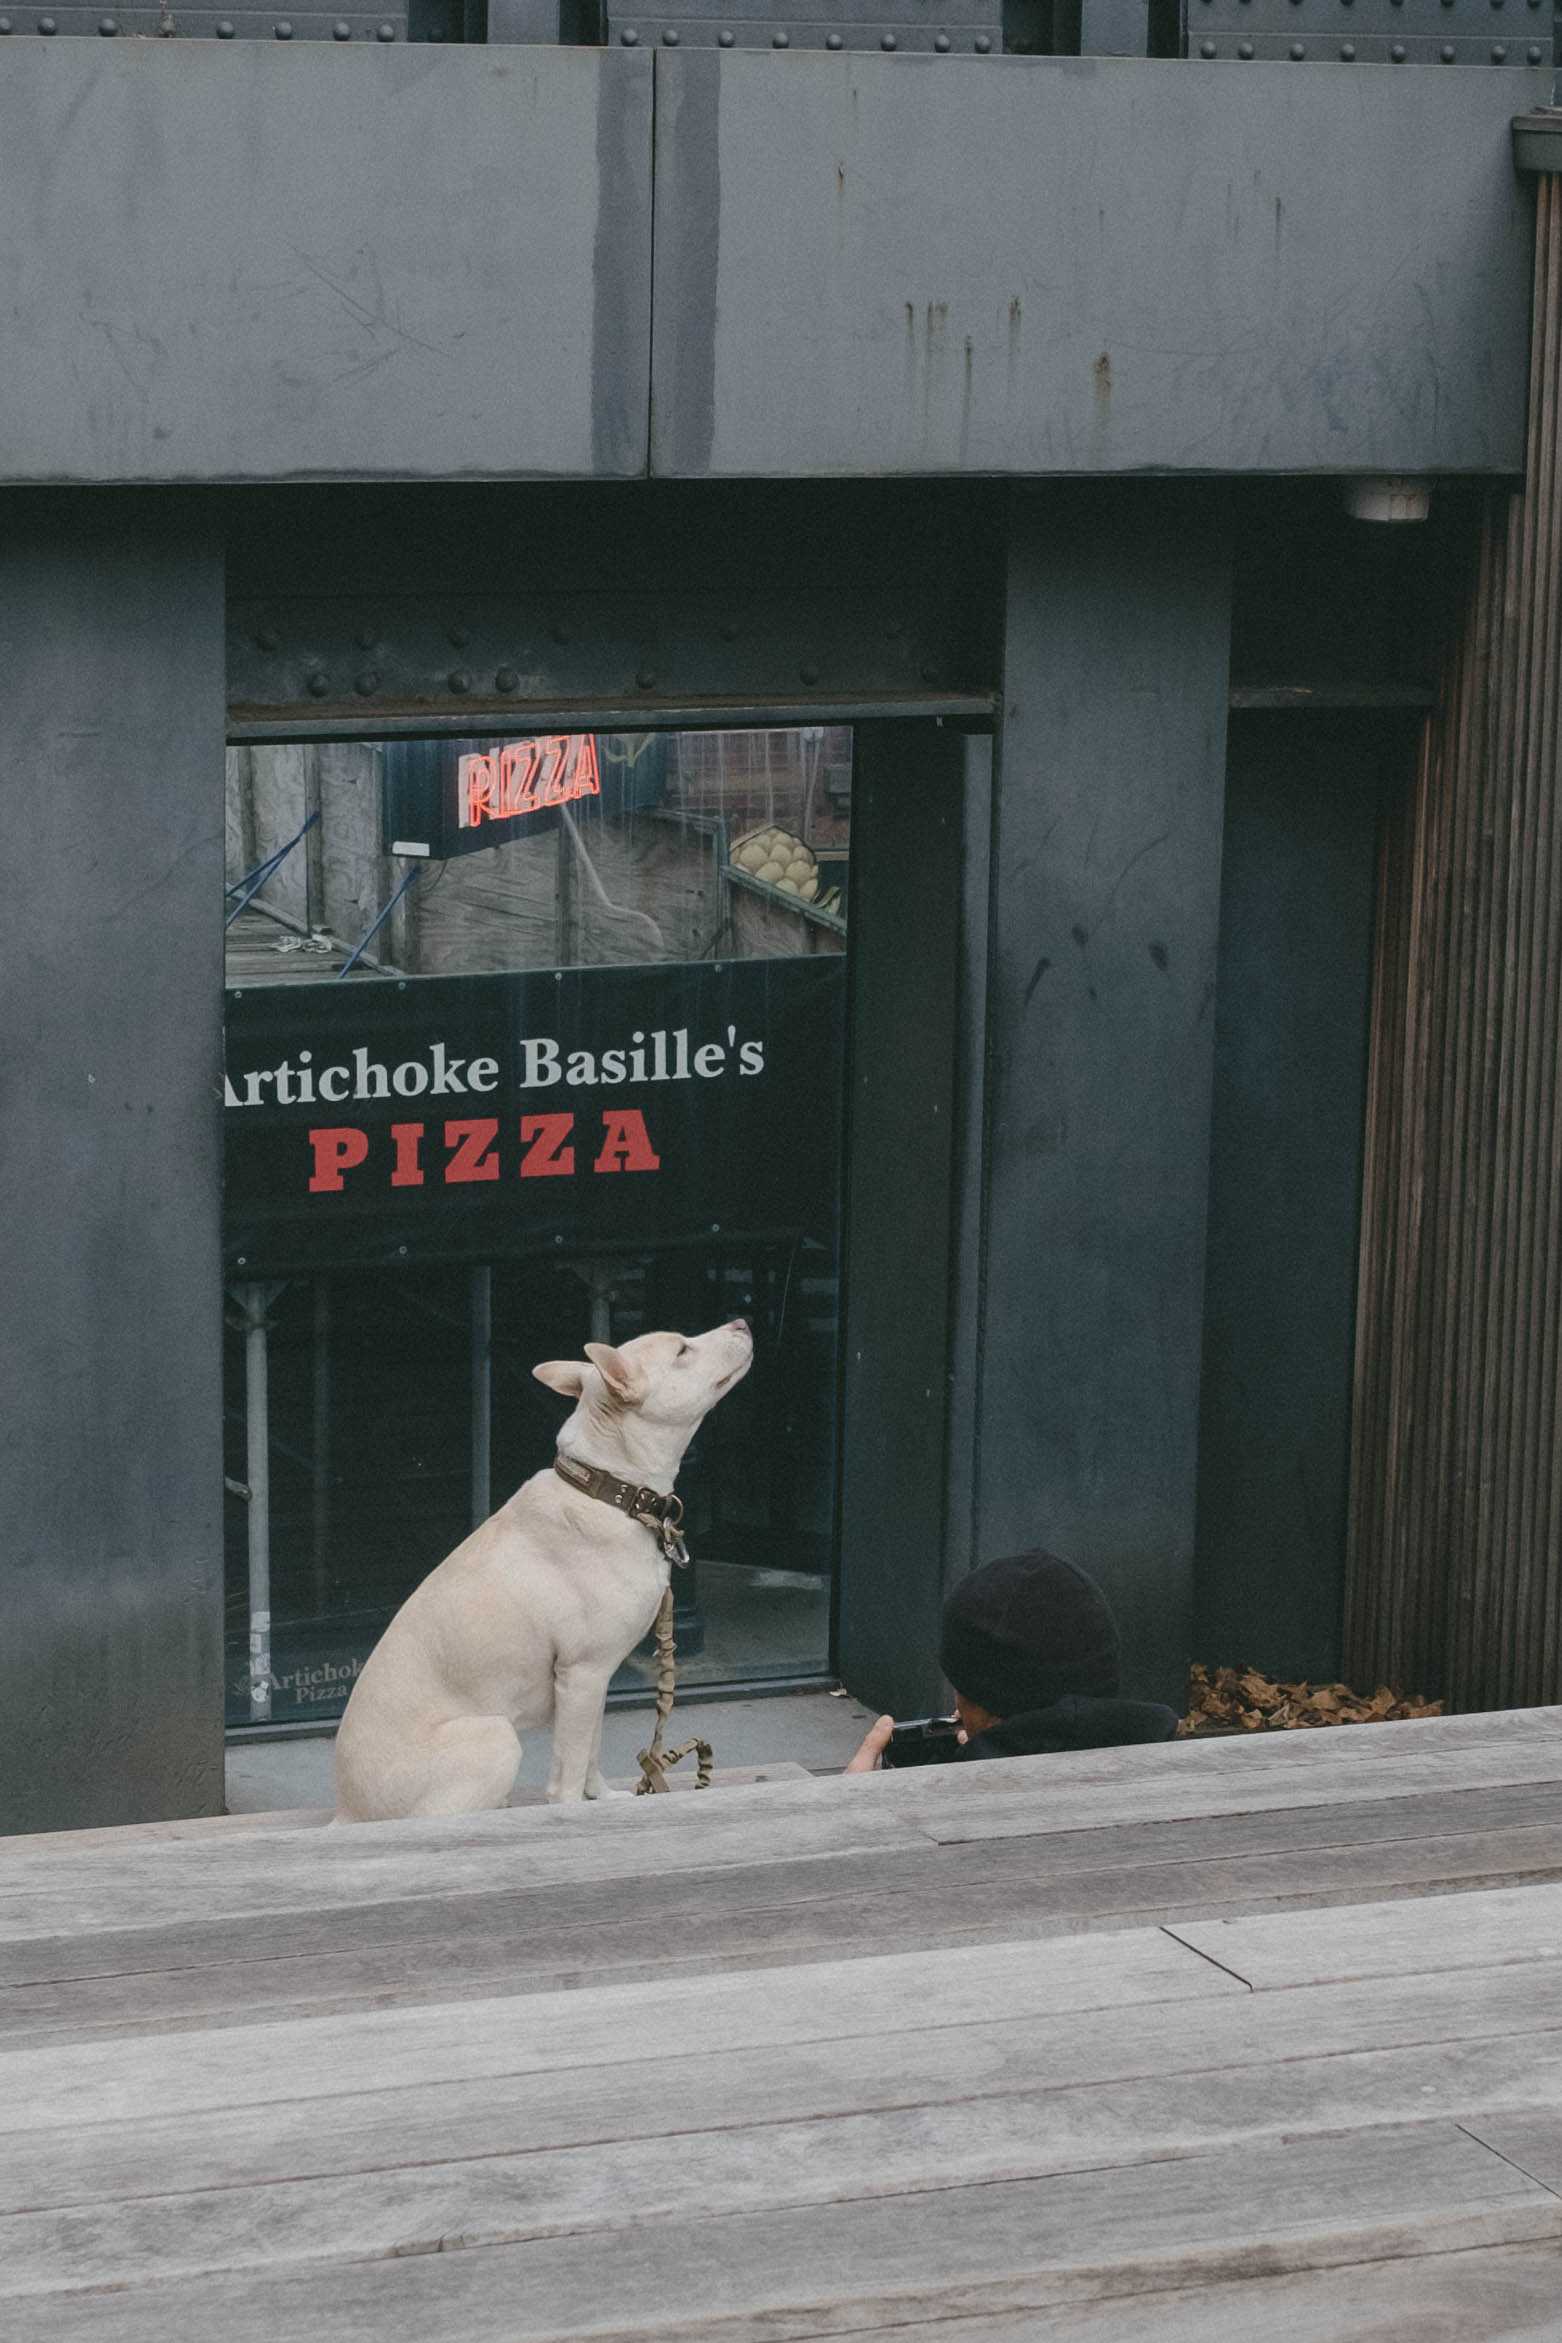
[223,958,845,1274]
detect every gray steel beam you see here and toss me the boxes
[0,497,226,1833]
[976,484,1233,1710]
[651,53,1543,477]
[0,47,652,483]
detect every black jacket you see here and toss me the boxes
[954,1693,1180,1762]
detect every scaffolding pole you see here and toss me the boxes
[470,1263,493,1530]
[232,1281,283,1725]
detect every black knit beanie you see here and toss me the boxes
[940,1551,1121,1717]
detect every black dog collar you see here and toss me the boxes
[553,1454,690,1568]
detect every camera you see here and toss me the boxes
[880,1714,962,1769]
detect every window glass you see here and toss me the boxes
[223,729,851,1727]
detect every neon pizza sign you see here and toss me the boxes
[457,734,602,831]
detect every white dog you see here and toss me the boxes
[333,1320,753,1823]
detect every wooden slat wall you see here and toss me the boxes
[1346,180,1562,1710]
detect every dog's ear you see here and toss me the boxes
[533,1359,587,1398]
[584,1342,646,1405]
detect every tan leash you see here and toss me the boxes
[634,1586,714,1794]
[550,1455,714,1795]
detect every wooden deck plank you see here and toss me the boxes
[9,1717,1562,2340]
[782,2242,1562,2343]
[0,1929,1238,2139]
[8,1722,1562,1950]
[1168,1881,1562,1990]
[10,2035,1562,2296]
[3,1962,1554,2219]
[1463,2108,1562,2189]
[917,1738,1562,1846]
[8,1774,1560,1990]
[3,2122,1554,2338]
[9,1817,1562,2047]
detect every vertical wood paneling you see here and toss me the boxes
[1347,181,1562,1709]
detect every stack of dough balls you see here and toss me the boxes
[730,825,820,903]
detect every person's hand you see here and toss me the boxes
[845,1715,895,1773]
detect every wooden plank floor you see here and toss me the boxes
[5,1710,1562,2338]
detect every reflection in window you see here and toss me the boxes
[224,727,849,984]
[222,731,852,1730]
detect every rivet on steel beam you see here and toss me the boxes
[974,32,991,48]
[1390,37,1405,52]
[620,25,639,40]
[333,17,351,32]
[377,18,395,31]
[1529,37,1543,53]
[0,18,12,30]
[38,13,57,28]
[934,30,950,47]
[1492,37,1507,51]
[636,669,656,690]
[448,671,471,695]
[217,17,235,30]
[1340,38,1355,53]
[1237,34,1253,49]
[825,27,842,42]
[1439,37,1454,52]
[719,26,735,39]
[1200,34,1215,49]
[662,23,679,38]
[356,671,381,695]
[880,29,896,44]
[275,18,294,34]
[495,668,519,693]
[772,27,789,42]
[99,15,118,30]
[307,672,330,698]
[1288,36,1304,51]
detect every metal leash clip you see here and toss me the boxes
[658,1494,690,1570]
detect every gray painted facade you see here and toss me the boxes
[651,57,1541,479]
[0,47,654,482]
[0,42,1546,1825]
[0,48,1542,484]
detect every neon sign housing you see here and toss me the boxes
[457,733,602,831]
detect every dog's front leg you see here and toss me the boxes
[582,1702,613,1800]
[547,1661,615,1802]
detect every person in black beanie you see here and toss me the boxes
[844,1550,1180,1772]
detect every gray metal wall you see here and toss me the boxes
[0,47,1540,485]
[0,47,653,483]
[652,56,1540,480]
[976,486,1234,1710]
[0,498,227,1834]
[1194,715,1392,1686]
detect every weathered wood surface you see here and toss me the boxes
[7,1707,1562,1950]
[7,1712,1562,2339]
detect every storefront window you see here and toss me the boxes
[223,728,851,1727]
